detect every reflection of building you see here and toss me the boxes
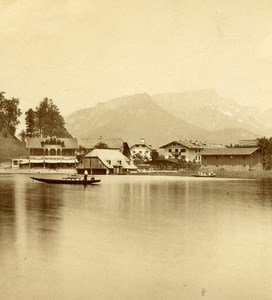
[77,149,137,175]
[159,140,204,163]
[200,147,263,171]
[12,137,78,169]
[130,138,153,160]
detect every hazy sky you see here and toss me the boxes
[1,0,272,116]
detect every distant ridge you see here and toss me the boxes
[65,92,261,147]
[152,89,272,136]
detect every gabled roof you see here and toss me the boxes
[25,137,78,149]
[78,138,123,149]
[160,140,204,149]
[85,149,137,170]
[200,147,259,156]
[130,143,153,150]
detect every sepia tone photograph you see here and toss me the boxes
[1,0,272,299]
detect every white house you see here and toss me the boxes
[159,140,204,163]
[130,138,153,160]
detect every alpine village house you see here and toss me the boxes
[12,137,78,169]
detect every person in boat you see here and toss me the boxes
[84,169,88,182]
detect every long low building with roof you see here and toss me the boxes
[77,148,137,175]
[200,147,263,171]
[12,137,78,169]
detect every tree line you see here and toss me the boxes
[257,137,272,170]
[22,97,70,139]
[0,92,21,136]
[0,91,71,140]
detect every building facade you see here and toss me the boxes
[12,137,78,169]
[77,148,137,175]
[200,147,263,171]
[130,138,153,160]
[159,140,204,163]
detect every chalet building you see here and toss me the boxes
[200,147,263,171]
[130,138,153,160]
[77,149,137,175]
[159,140,204,163]
[12,137,78,169]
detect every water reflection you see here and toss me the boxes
[0,175,272,299]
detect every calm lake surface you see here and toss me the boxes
[1,174,272,300]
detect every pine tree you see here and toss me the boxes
[25,108,37,137]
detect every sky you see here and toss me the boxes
[1,0,272,117]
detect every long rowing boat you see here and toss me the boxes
[30,176,101,185]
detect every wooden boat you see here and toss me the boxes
[31,176,101,185]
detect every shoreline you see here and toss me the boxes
[1,168,272,179]
[0,168,76,175]
[133,170,272,179]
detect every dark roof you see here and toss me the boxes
[200,147,259,156]
[25,137,78,149]
[160,140,204,149]
[78,138,124,149]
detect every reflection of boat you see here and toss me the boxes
[193,172,216,178]
[30,175,101,185]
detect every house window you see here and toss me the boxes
[13,160,18,165]
[180,149,186,152]
[107,160,111,165]
[50,148,56,156]
[175,149,178,152]
[169,149,172,152]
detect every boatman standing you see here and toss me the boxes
[84,169,88,182]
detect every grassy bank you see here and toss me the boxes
[0,137,28,162]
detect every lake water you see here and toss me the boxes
[1,174,272,300]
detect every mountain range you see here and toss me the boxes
[65,90,271,148]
